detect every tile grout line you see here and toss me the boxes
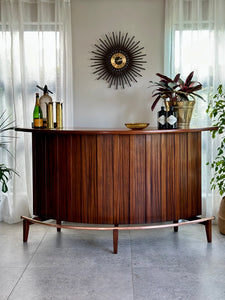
[7,228,49,300]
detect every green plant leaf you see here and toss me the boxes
[206,84,225,194]
[0,112,18,193]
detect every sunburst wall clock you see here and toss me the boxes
[90,31,147,89]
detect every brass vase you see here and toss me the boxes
[164,100,195,129]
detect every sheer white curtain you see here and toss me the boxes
[0,0,73,223]
[165,0,225,220]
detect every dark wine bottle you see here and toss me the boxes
[166,106,177,129]
[157,106,167,129]
[33,93,43,128]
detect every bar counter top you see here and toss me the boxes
[15,126,216,135]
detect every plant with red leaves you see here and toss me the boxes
[150,71,204,111]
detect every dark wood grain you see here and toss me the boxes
[175,133,188,220]
[165,133,175,221]
[146,134,161,222]
[97,135,114,224]
[23,219,30,242]
[160,133,167,221]
[130,135,146,224]
[30,129,203,225]
[32,133,46,218]
[81,135,98,223]
[113,135,130,224]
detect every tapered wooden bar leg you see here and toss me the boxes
[56,220,61,232]
[173,220,178,232]
[113,225,119,254]
[23,219,30,242]
[203,220,212,243]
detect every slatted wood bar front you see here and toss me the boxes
[16,127,215,253]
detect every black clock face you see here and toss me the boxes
[90,32,147,89]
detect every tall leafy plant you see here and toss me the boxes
[0,112,17,193]
[206,84,225,195]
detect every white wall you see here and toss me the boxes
[71,0,165,128]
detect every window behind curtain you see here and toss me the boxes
[165,0,215,126]
[0,0,68,126]
[0,0,73,223]
[0,29,59,115]
[164,0,225,218]
[174,28,214,122]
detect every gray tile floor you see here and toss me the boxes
[0,221,225,300]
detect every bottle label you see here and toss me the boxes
[167,115,177,125]
[158,115,166,125]
[34,118,43,128]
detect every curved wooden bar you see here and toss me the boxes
[16,126,215,253]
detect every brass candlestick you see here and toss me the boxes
[56,102,63,128]
[46,102,54,129]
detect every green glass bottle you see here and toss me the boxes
[33,93,43,128]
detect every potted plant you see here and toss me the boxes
[0,112,17,193]
[150,71,204,128]
[206,84,225,234]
